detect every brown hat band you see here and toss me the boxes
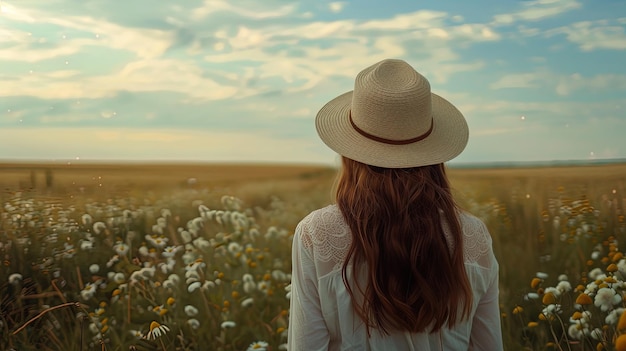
[349,111,434,145]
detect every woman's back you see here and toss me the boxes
[287,58,503,350]
[288,204,502,350]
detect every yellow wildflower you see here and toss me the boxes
[542,292,556,305]
[616,334,626,351]
[618,310,626,333]
[576,293,593,305]
[531,278,542,289]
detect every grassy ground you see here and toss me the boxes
[1,161,625,350]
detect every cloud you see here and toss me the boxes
[0,59,239,100]
[490,70,626,96]
[191,0,295,20]
[492,0,582,25]
[328,2,346,14]
[546,18,626,51]
[1,2,500,103]
[1,4,174,64]
[490,72,543,89]
[555,73,626,96]
[198,11,500,94]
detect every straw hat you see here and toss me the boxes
[315,59,469,168]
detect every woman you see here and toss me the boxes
[287,59,503,350]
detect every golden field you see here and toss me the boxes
[1,161,625,350]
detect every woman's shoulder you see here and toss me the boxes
[298,204,343,230]
[456,210,495,265]
[295,204,351,264]
[457,211,491,237]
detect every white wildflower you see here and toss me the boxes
[93,222,106,234]
[221,321,236,329]
[187,281,201,293]
[113,242,129,256]
[81,214,93,226]
[187,318,200,329]
[162,245,182,258]
[144,321,169,340]
[145,234,168,249]
[89,264,99,274]
[80,240,94,250]
[541,304,561,318]
[8,273,22,284]
[184,305,199,317]
[80,283,97,300]
[247,341,269,351]
[589,268,606,281]
[129,329,143,339]
[594,287,622,311]
[606,308,625,325]
[556,281,572,294]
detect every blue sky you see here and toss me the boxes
[1,0,625,166]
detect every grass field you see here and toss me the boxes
[1,161,625,350]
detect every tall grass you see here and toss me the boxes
[0,163,625,350]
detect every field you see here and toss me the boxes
[1,161,626,350]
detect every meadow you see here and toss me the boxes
[1,161,625,350]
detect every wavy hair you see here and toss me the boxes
[336,157,473,335]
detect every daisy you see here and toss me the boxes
[80,283,97,300]
[129,329,144,339]
[80,240,94,250]
[247,341,269,351]
[184,305,199,317]
[145,321,170,340]
[89,264,99,274]
[556,280,572,294]
[8,273,22,284]
[162,246,181,258]
[187,318,200,329]
[93,222,106,234]
[145,234,168,249]
[606,307,625,325]
[594,287,622,311]
[221,321,236,329]
[113,242,129,256]
[241,297,254,308]
[81,214,93,226]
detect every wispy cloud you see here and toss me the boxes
[490,72,543,89]
[492,0,582,25]
[546,18,626,51]
[490,70,626,96]
[191,0,296,20]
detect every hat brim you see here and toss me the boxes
[315,91,469,168]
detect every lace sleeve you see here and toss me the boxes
[459,212,494,266]
[298,205,352,275]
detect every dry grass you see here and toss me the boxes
[0,161,333,189]
[1,161,625,350]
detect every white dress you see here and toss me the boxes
[287,204,503,351]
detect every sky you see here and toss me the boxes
[1,0,625,166]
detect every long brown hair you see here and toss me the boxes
[336,156,473,335]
